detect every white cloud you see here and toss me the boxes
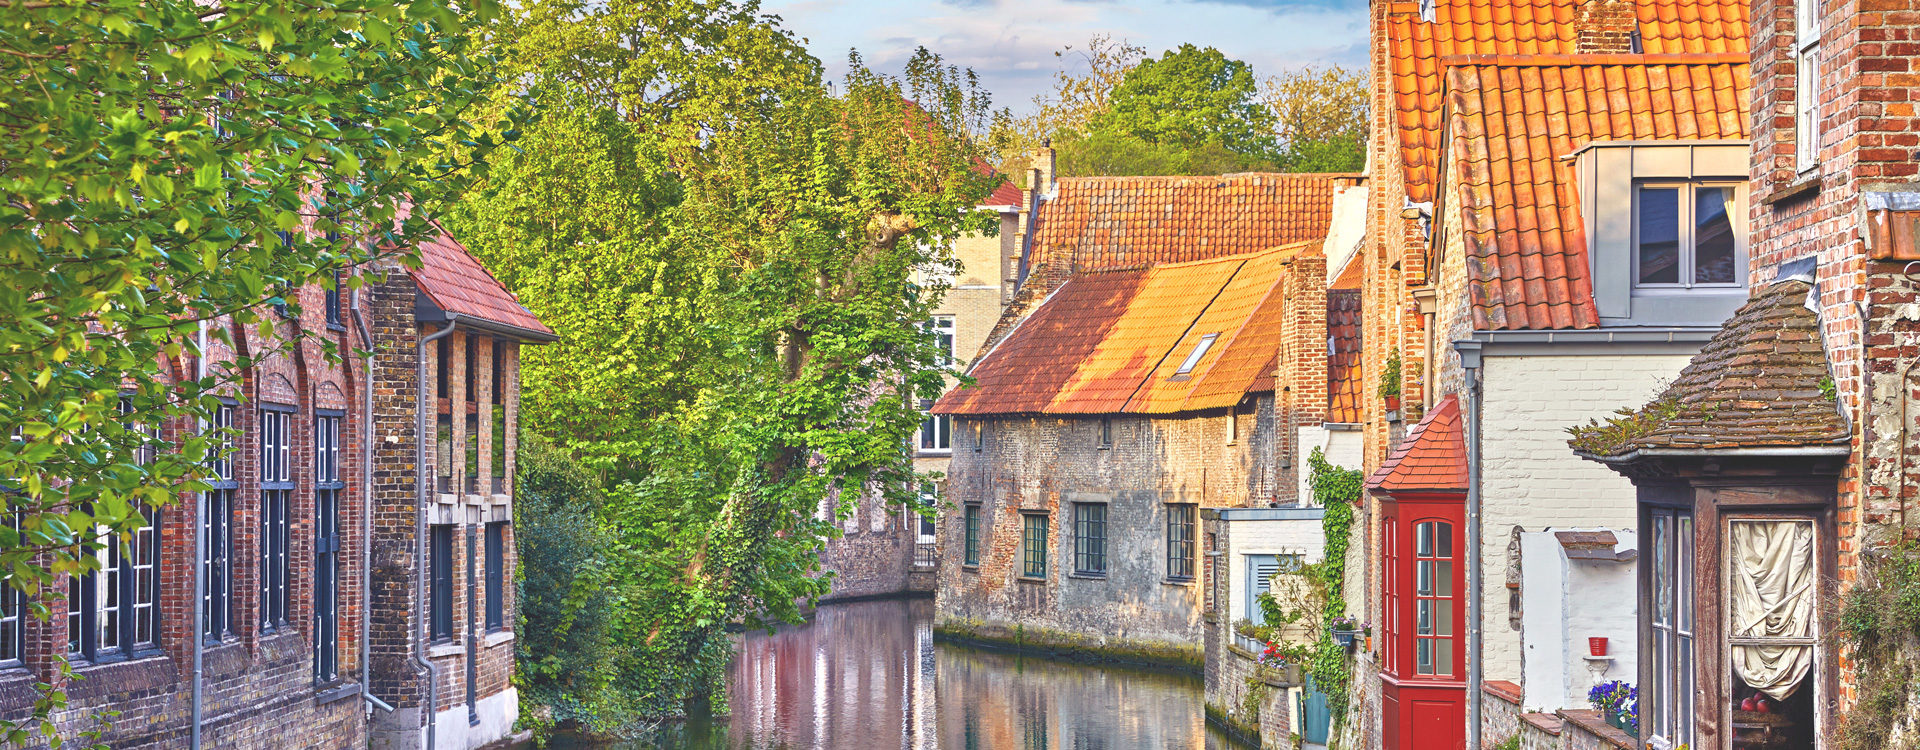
[762,0,1366,112]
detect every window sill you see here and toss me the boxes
[916,449,954,457]
[427,642,463,659]
[326,323,348,333]
[1067,572,1108,581]
[961,563,980,572]
[484,630,515,648]
[315,681,361,706]
[1162,577,1196,587]
[1016,575,1048,584]
[1765,172,1821,205]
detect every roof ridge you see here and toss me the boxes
[1439,52,1749,67]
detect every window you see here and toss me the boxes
[0,515,22,666]
[314,413,343,681]
[1072,503,1107,576]
[1175,333,1218,376]
[1098,418,1112,449]
[491,342,506,405]
[68,506,160,662]
[972,421,983,453]
[1726,518,1818,748]
[485,522,506,632]
[429,525,454,642]
[927,315,956,367]
[1226,404,1239,445]
[1381,519,1400,674]
[1635,183,1742,289]
[918,400,951,454]
[465,334,480,401]
[1646,508,1695,750]
[324,269,343,329]
[260,407,293,631]
[1796,0,1821,171]
[963,505,982,566]
[204,402,236,640]
[1244,554,1302,626]
[914,485,938,544]
[1020,514,1048,579]
[1414,520,1457,677]
[1167,504,1197,580]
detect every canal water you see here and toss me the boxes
[589,597,1253,749]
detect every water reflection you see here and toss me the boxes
[602,597,1249,749]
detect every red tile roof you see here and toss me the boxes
[985,179,1024,208]
[1446,55,1749,330]
[1386,0,1748,203]
[1327,290,1364,423]
[934,244,1308,416]
[1367,394,1469,494]
[411,219,555,340]
[1030,173,1350,273]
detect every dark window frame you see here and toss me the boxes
[429,524,454,643]
[0,514,24,667]
[259,405,295,632]
[1072,503,1107,577]
[1020,513,1048,580]
[313,411,344,683]
[485,521,506,632]
[204,401,237,642]
[1167,503,1197,581]
[963,504,981,567]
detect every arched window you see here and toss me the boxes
[1414,520,1456,677]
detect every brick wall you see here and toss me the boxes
[936,399,1275,667]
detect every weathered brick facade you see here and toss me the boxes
[0,225,547,749]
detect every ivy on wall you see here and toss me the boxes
[1836,539,1920,750]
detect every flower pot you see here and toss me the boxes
[1606,711,1633,734]
[1384,395,1401,411]
[1331,629,1358,649]
[1589,637,1608,657]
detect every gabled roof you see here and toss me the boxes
[1030,173,1349,273]
[411,220,555,341]
[1327,290,1364,423]
[1447,54,1749,330]
[1571,279,1849,458]
[1368,394,1468,494]
[984,180,1024,209]
[1385,0,1748,204]
[934,244,1308,416]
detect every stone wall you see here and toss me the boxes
[937,397,1276,667]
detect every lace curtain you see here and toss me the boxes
[1729,520,1815,701]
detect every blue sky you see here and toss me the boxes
[759,0,1368,114]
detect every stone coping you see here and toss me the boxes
[1559,708,1636,749]
[1521,712,1564,736]
[1483,679,1524,705]
[1208,506,1328,521]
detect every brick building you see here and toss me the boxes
[0,217,552,749]
[1571,0,1920,744]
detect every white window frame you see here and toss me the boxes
[927,315,956,367]
[1631,181,1747,291]
[1795,0,1822,173]
[1175,333,1219,376]
[917,407,951,455]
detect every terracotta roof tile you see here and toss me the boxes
[1030,173,1349,273]
[1446,55,1748,330]
[935,246,1304,416]
[1367,394,1469,493]
[410,219,554,340]
[985,179,1024,208]
[1387,0,1749,203]
[1573,279,1849,457]
[1327,290,1364,423]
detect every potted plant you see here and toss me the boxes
[1380,351,1402,412]
[1588,680,1638,734]
[1329,615,1367,648]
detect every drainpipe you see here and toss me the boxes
[350,282,397,716]
[1454,339,1485,750]
[191,320,208,749]
[417,320,458,750]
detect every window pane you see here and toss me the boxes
[1678,634,1694,746]
[1416,638,1433,675]
[1434,522,1452,558]
[1694,186,1738,284]
[1678,514,1694,632]
[1416,522,1432,557]
[1417,560,1433,597]
[1417,599,1433,635]
[1638,186,1681,284]
[1435,561,1453,597]
[1653,513,1672,626]
[1435,598,1454,637]
[1435,637,1454,677]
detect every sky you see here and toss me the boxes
[758,0,1369,115]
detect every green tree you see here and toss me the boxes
[445,0,998,725]
[1264,65,1369,172]
[0,0,514,742]
[1091,44,1280,168]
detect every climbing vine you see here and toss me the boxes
[1835,538,1920,750]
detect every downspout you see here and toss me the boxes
[1455,339,1485,750]
[191,321,208,750]
[350,283,397,715]
[417,320,459,750]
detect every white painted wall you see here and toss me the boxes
[1224,512,1330,625]
[1518,529,1640,712]
[1295,425,1364,505]
[1478,351,1693,686]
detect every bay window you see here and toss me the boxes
[1413,520,1457,676]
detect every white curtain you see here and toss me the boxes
[1729,520,1816,701]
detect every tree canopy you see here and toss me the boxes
[1091,44,1280,164]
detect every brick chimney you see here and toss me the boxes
[1575,0,1639,54]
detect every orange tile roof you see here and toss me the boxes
[935,245,1307,416]
[985,179,1024,208]
[1386,0,1748,203]
[1446,55,1749,330]
[411,219,555,340]
[1367,394,1468,494]
[1031,173,1349,273]
[1327,290,1364,423]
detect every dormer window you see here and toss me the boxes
[1175,333,1218,376]
[1634,182,1741,289]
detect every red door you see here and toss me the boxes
[1378,494,1467,750]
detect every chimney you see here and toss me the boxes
[1033,140,1056,197]
[1575,0,1639,54]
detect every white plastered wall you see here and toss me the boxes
[1224,514,1330,625]
[1295,425,1365,505]
[1518,530,1640,712]
[1478,351,1693,686]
